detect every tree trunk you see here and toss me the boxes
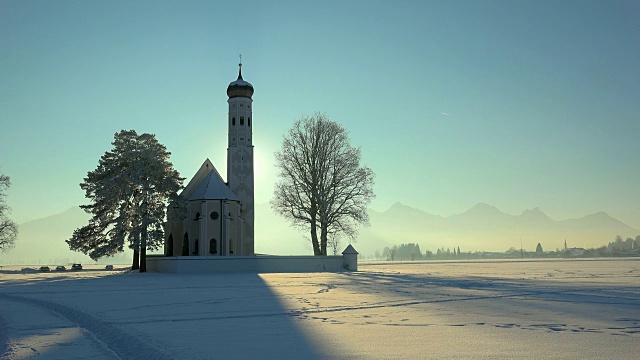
[140,224,147,273]
[320,223,328,256]
[310,219,321,256]
[132,249,139,270]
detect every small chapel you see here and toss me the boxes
[164,62,255,257]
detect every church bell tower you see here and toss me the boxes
[226,60,255,255]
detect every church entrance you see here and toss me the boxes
[182,232,189,256]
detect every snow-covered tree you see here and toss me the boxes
[67,130,184,272]
[271,113,375,255]
[0,171,18,253]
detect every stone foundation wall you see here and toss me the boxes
[146,254,355,273]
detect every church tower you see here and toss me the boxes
[226,60,255,255]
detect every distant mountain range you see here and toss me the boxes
[2,202,637,264]
[360,202,638,255]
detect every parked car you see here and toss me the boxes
[105,265,114,270]
[39,266,51,272]
[55,265,66,271]
[71,263,82,270]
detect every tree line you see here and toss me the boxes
[373,235,640,261]
[377,243,465,261]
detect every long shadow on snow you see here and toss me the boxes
[0,271,329,359]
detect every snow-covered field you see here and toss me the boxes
[1,259,638,359]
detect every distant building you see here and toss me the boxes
[567,248,586,257]
[164,63,255,257]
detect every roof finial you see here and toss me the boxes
[238,54,243,80]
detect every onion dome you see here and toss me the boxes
[227,62,254,99]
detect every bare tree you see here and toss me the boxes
[272,113,375,256]
[0,171,18,253]
[328,233,342,256]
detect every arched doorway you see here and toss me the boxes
[166,234,174,256]
[209,238,217,255]
[182,232,189,256]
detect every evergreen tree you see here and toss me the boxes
[67,130,184,272]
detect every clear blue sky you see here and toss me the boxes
[1,0,639,228]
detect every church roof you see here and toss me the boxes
[190,168,240,201]
[227,63,254,99]
[180,159,240,202]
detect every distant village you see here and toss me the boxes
[371,235,640,261]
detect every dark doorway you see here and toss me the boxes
[166,234,174,256]
[209,238,217,255]
[182,232,189,256]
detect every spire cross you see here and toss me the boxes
[237,54,244,79]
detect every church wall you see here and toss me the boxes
[178,199,244,257]
[187,203,198,255]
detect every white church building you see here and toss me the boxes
[150,63,358,273]
[164,62,255,258]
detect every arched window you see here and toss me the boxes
[194,212,200,221]
[193,239,199,255]
[209,238,217,255]
[166,234,174,257]
[248,118,251,127]
[182,232,189,256]
[232,117,236,126]
[240,116,244,125]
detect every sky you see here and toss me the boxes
[1,0,639,229]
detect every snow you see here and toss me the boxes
[1,259,639,359]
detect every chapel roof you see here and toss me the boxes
[180,159,240,202]
[190,168,240,201]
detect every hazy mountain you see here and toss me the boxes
[2,202,637,264]
[366,202,639,254]
[0,206,130,265]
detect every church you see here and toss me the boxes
[163,62,255,257]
